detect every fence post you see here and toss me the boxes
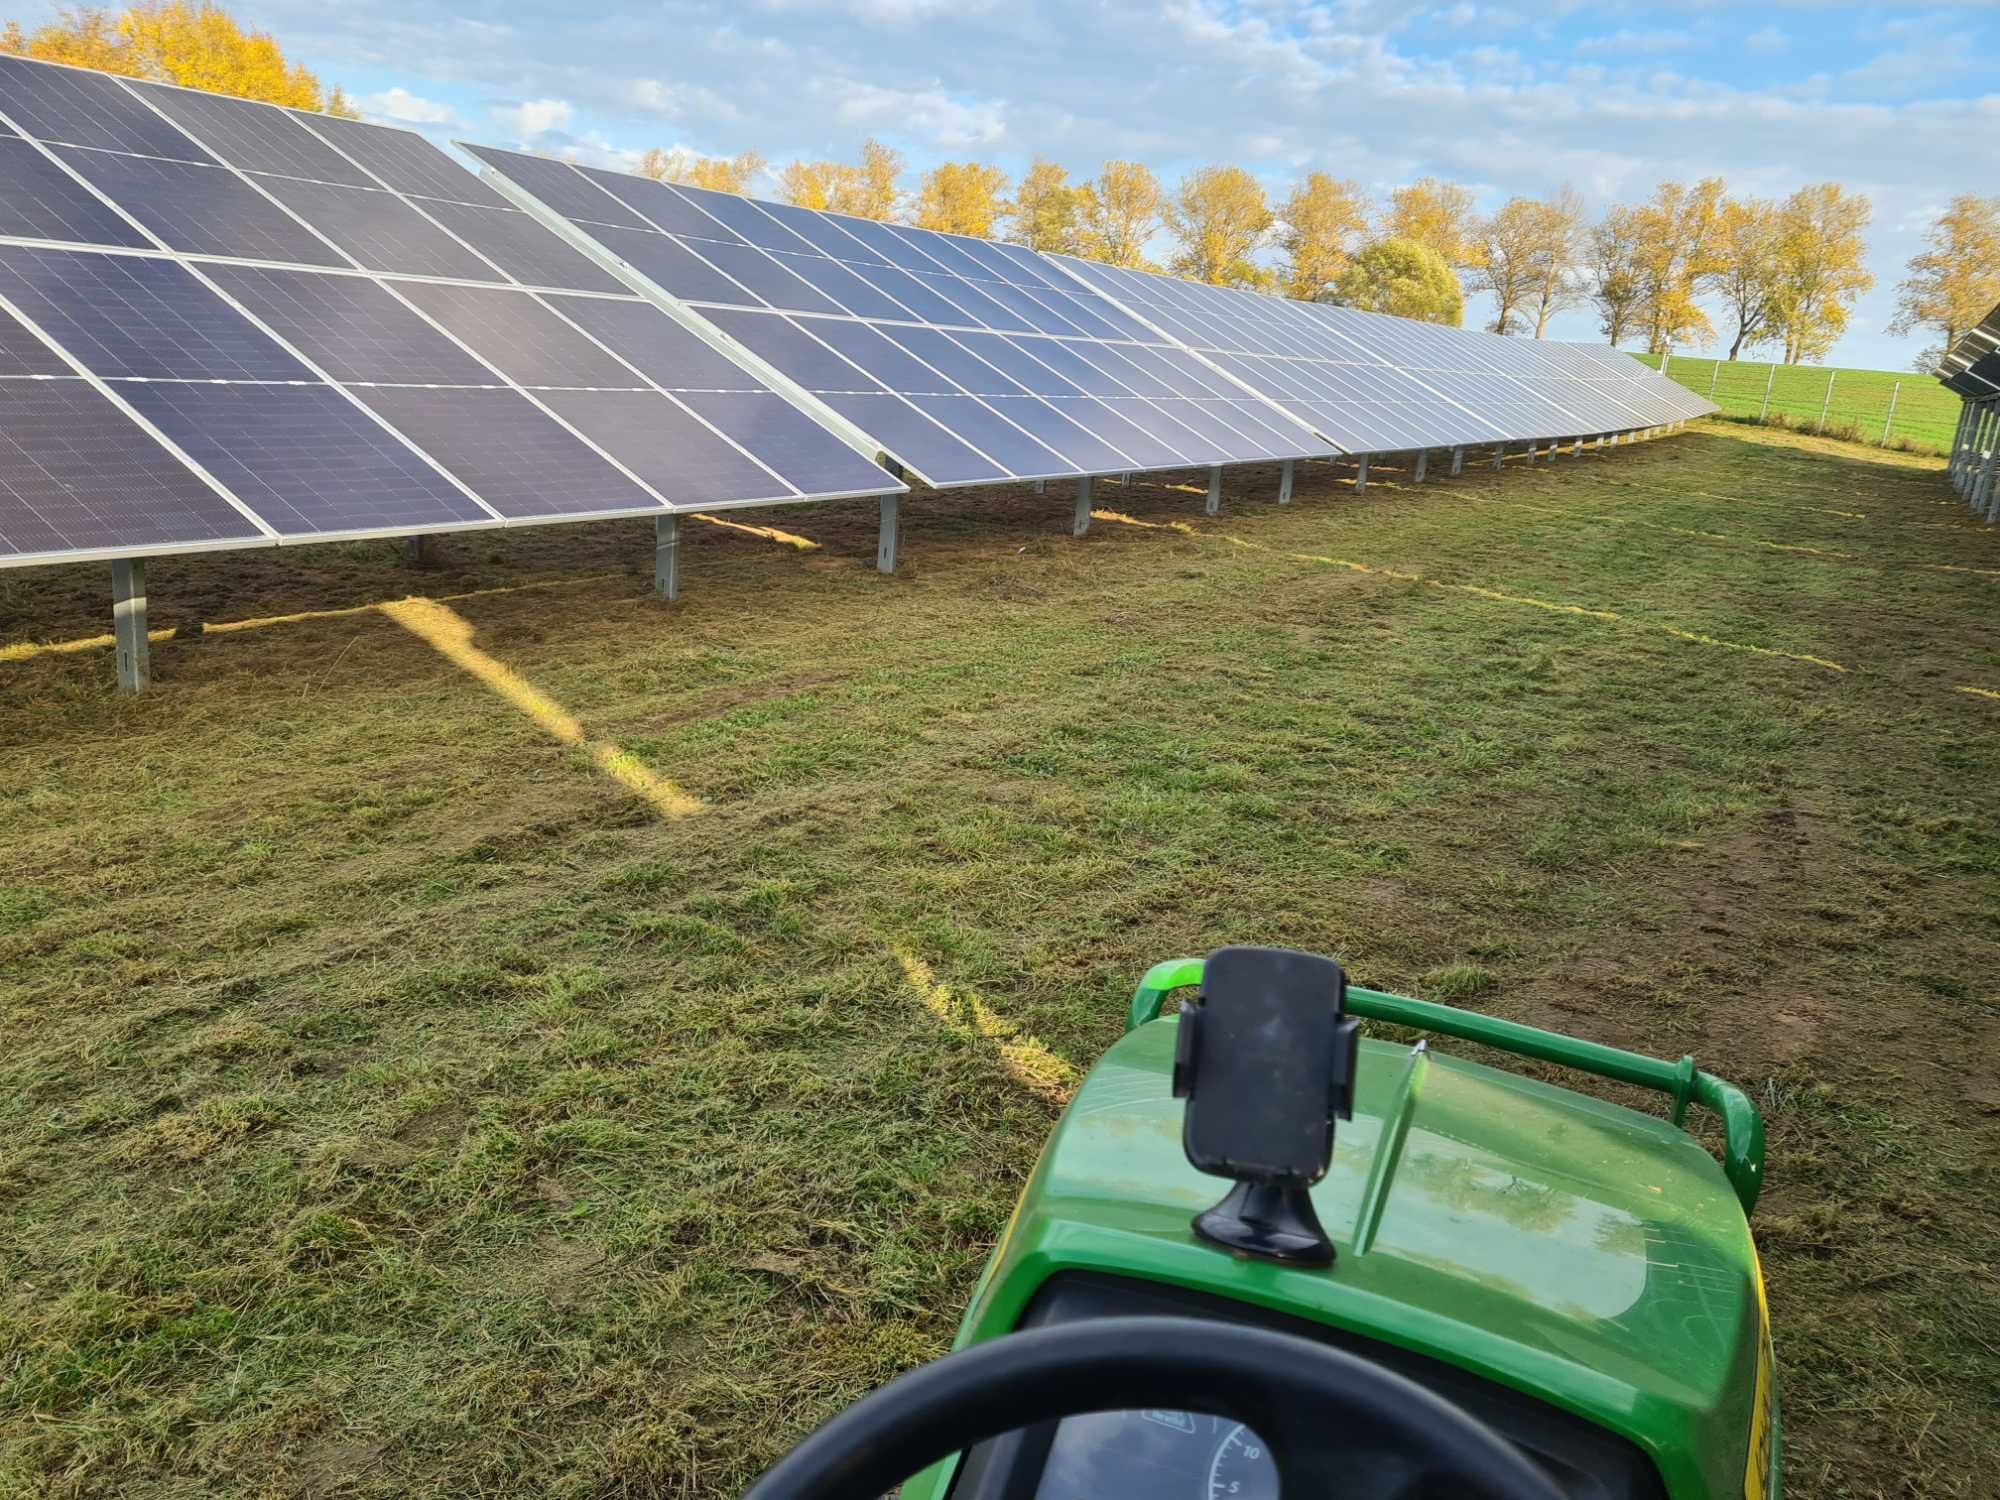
[1759,361,1776,421]
[1815,369,1835,435]
[1709,359,1720,398]
[1881,382,1899,445]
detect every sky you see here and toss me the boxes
[34,0,2000,368]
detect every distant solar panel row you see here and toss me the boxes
[0,54,898,566]
[474,150,1709,481]
[467,145,1341,487]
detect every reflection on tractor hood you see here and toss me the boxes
[1048,1022,1758,1419]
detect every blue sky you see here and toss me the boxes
[38,0,2000,367]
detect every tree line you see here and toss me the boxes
[649,143,2000,369]
[7,4,1997,369]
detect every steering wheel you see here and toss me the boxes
[742,1316,1567,1500]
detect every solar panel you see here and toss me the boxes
[467,144,1339,486]
[0,54,902,569]
[0,377,262,557]
[0,136,153,246]
[52,145,348,265]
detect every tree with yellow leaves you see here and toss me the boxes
[638,147,765,196]
[1074,160,1162,269]
[913,160,1010,238]
[1524,186,1587,338]
[1766,183,1871,365]
[2,1,351,112]
[1708,195,1784,360]
[1628,178,1726,354]
[1888,194,2000,361]
[1588,207,1647,347]
[1008,157,1078,252]
[1468,197,1543,335]
[1164,165,1272,287]
[1277,172,1368,301]
[779,138,903,221]
[1382,177,1480,268]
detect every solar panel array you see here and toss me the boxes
[0,51,1716,577]
[467,146,1341,487]
[0,54,897,567]
[1050,254,1707,450]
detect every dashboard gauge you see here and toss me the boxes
[1205,1422,1279,1499]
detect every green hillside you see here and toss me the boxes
[1642,352,1959,454]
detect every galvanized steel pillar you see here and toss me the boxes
[112,558,148,692]
[1073,475,1093,536]
[877,494,900,573]
[1412,450,1427,483]
[1206,466,1222,516]
[1449,446,1464,476]
[654,515,680,600]
[1277,459,1294,505]
[1353,454,1369,492]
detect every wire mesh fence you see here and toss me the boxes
[1640,353,1957,455]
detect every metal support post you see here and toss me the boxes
[1353,454,1369,492]
[402,534,433,566]
[1970,408,1990,504]
[112,558,149,692]
[1881,382,1900,446]
[1034,478,1045,496]
[1816,370,1835,435]
[1073,474,1093,536]
[1449,446,1463,476]
[877,493,900,573]
[1493,445,1504,470]
[1708,360,1720,398]
[1412,451,1427,483]
[1525,442,1536,464]
[1277,459,1294,505]
[654,514,680,600]
[1573,438,1583,457]
[1121,472,1132,490]
[1949,405,1971,487]
[1973,407,1995,509]
[1206,466,1222,516]
[1759,362,1776,421]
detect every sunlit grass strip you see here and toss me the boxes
[1089,510,1850,674]
[894,946,1078,1104]
[1955,686,2000,702]
[0,575,618,663]
[380,597,702,821]
[690,514,820,550]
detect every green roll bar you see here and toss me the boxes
[1127,957,1764,1216]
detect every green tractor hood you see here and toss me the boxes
[928,961,1773,1500]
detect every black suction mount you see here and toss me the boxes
[1171,946,1359,1266]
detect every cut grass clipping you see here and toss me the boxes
[2,420,1997,1499]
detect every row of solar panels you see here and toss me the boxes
[0,52,1712,570]
[1938,300,2000,403]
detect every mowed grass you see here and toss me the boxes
[1654,352,1960,453]
[3,423,1998,1499]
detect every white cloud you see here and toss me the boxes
[1574,28,1696,59]
[490,97,573,140]
[358,86,455,126]
[621,77,743,124]
[1744,25,1788,55]
[810,78,1006,146]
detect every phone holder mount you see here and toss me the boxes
[1171,947,1358,1266]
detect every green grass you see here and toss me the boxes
[1649,352,1960,453]
[2,423,1997,1498]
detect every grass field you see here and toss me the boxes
[3,422,1997,1499]
[1650,352,1959,454]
